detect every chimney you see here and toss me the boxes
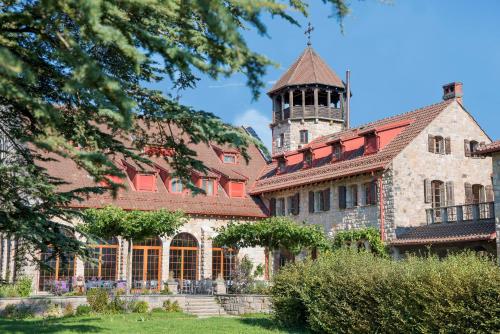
[442,82,463,104]
[345,70,351,129]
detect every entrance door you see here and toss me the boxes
[169,233,198,281]
[131,237,162,291]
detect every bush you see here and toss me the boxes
[132,301,149,313]
[75,304,92,316]
[271,250,500,334]
[86,288,109,313]
[2,303,35,319]
[63,303,74,317]
[43,303,63,318]
[163,300,182,313]
[0,277,32,298]
[108,294,126,313]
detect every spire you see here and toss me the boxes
[268,47,344,94]
[304,22,314,47]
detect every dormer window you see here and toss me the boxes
[364,133,379,155]
[332,143,342,161]
[223,154,237,164]
[170,178,183,193]
[201,178,215,196]
[278,158,286,173]
[304,151,313,167]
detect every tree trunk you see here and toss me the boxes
[126,239,133,294]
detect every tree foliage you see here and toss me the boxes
[82,206,186,242]
[213,217,329,255]
[0,0,351,257]
[332,227,388,257]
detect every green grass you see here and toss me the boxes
[0,312,309,334]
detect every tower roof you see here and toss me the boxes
[269,47,344,94]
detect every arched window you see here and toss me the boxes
[84,237,118,281]
[39,248,75,292]
[169,233,198,281]
[211,244,237,280]
[132,237,162,290]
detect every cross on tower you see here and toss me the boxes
[304,22,314,46]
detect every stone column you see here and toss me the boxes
[288,90,294,118]
[75,257,85,279]
[202,231,213,280]
[313,88,319,119]
[119,238,129,281]
[301,89,306,118]
[161,237,171,285]
[7,238,16,283]
[280,93,285,121]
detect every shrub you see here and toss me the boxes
[75,304,92,316]
[271,250,500,334]
[163,300,182,313]
[86,288,109,313]
[43,303,63,318]
[132,301,149,313]
[2,303,35,319]
[15,277,32,297]
[151,307,165,313]
[108,294,126,313]
[0,285,18,298]
[63,303,74,317]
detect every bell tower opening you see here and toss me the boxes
[269,45,350,155]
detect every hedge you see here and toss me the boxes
[271,250,500,334]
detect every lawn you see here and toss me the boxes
[0,312,309,334]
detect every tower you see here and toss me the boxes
[269,46,350,155]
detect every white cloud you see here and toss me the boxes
[233,109,272,150]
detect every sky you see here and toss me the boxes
[162,1,500,149]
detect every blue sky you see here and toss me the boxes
[165,1,500,149]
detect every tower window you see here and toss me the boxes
[299,130,309,144]
[277,133,285,148]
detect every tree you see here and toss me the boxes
[0,1,351,259]
[82,205,186,292]
[213,217,330,277]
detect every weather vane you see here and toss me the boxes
[305,22,314,46]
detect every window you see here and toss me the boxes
[287,193,300,215]
[363,181,377,206]
[434,136,445,154]
[201,178,215,196]
[169,233,198,281]
[211,246,237,280]
[472,184,485,204]
[428,135,451,154]
[277,133,284,148]
[299,130,309,144]
[132,237,162,290]
[39,249,75,292]
[223,154,236,164]
[84,237,118,281]
[431,181,445,208]
[348,185,359,208]
[275,198,285,216]
[171,178,183,193]
[278,158,286,173]
[364,133,379,155]
[309,189,330,213]
[304,151,313,167]
[464,139,483,157]
[332,143,342,161]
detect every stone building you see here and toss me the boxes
[251,47,496,258]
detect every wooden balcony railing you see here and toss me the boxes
[274,106,343,123]
[426,202,495,225]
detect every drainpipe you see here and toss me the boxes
[378,177,385,241]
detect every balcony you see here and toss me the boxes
[274,106,343,123]
[426,202,495,225]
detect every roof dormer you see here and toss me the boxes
[326,139,344,162]
[212,144,240,164]
[359,130,379,156]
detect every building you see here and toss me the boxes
[0,45,496,293]
[252,46,495,258]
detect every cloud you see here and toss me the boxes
[267,80,277,85]
[208,82,245,88]
[233,109,272,150]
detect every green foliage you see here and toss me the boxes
[0,0,350,258]
[332,227,388,257]
[214,217,329,255]
[83,206,185,242]
[86,288,109,313]
[163,300,182,313]
[75,304,92,316]
[1,303,35,319]
[132,301,149,314]
[0,277,33,298]
[108,295,127,313]
[63,303,74,317]
[271,250,500,334]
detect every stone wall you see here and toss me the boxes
[272,119,343,155]
[391,101,492,229]
[492,152,500,262]
[216,294,271,315]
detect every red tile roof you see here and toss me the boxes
[250,100,454,194]
[36,125,268,218]
[476,140,500,155]
[390,221,496,246]
[269,47,344,94]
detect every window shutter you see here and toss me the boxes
[323,188,331,211]
[309,191,314,213]
[424,179,432,203]
[339,186,347,209]
[428,135,435,153]
[446,181,455,206]
[270,198,276,216]
[486,185,494,202]
[370,182,378,205]
[445,137,451,155]
[464,139,471,157]
[464,183,473,204]
[293,193,300,215]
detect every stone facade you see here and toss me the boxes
[272,119,344,155]
[491,151,500,262]
[391,102,492,230]
[216,294,271,315]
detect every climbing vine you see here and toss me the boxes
[332,227,388,257]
